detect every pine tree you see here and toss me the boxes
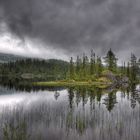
[123,62,126,75]
[90,50,95,75]
[104,48,117,72]
[69,57,75,79]
[76,56,80,74]
[82,53,86,77]
[127,62,130,77]
[130,53,137,82]
[96,56,103,77]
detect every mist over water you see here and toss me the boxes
[0,85,140,140]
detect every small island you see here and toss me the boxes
[34,49,139,88]
[0,49,139,89]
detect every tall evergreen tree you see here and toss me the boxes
[104,49,117,72]
[69,57,75,79]
[127,62,130,77]
[96,56,103,77]
[130,53,137,82]
[90,50,95,75]
[123,62,126,75]
[76,56,81,74]
[82,53,86,77]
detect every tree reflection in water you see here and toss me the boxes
[0,83,140,140]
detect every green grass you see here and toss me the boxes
[33,80,112,89]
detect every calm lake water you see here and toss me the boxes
[0,84,140,140]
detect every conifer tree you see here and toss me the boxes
[121,61,126,75]
[104,49,117,72]
[76,56,80,74]
[127,62,130,77]
[69,57,75,79]
[123,62,126,75]
[82,53,86,77]
[96,56,103,77]
[90,50,95,75]
[130,53,137,82]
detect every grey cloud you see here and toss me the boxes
[0,0,140,58]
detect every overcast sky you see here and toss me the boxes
[0,0,140,62]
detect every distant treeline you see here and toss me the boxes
[0,59,69,80]
[0,49,140,83]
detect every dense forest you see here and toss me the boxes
[67,49,140,83]
[0,49,140,83]
[0,59,69,81]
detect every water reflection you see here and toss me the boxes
[0,84,140,140]
[0,77,65,92]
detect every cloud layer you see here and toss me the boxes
[0,0,140,60]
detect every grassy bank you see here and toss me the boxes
[33,80,112,89]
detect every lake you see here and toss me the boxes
[0,84,140,140]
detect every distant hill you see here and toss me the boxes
[0,57,69,81]
[0,53,26,63]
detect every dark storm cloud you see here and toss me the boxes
[0,0,140,57]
